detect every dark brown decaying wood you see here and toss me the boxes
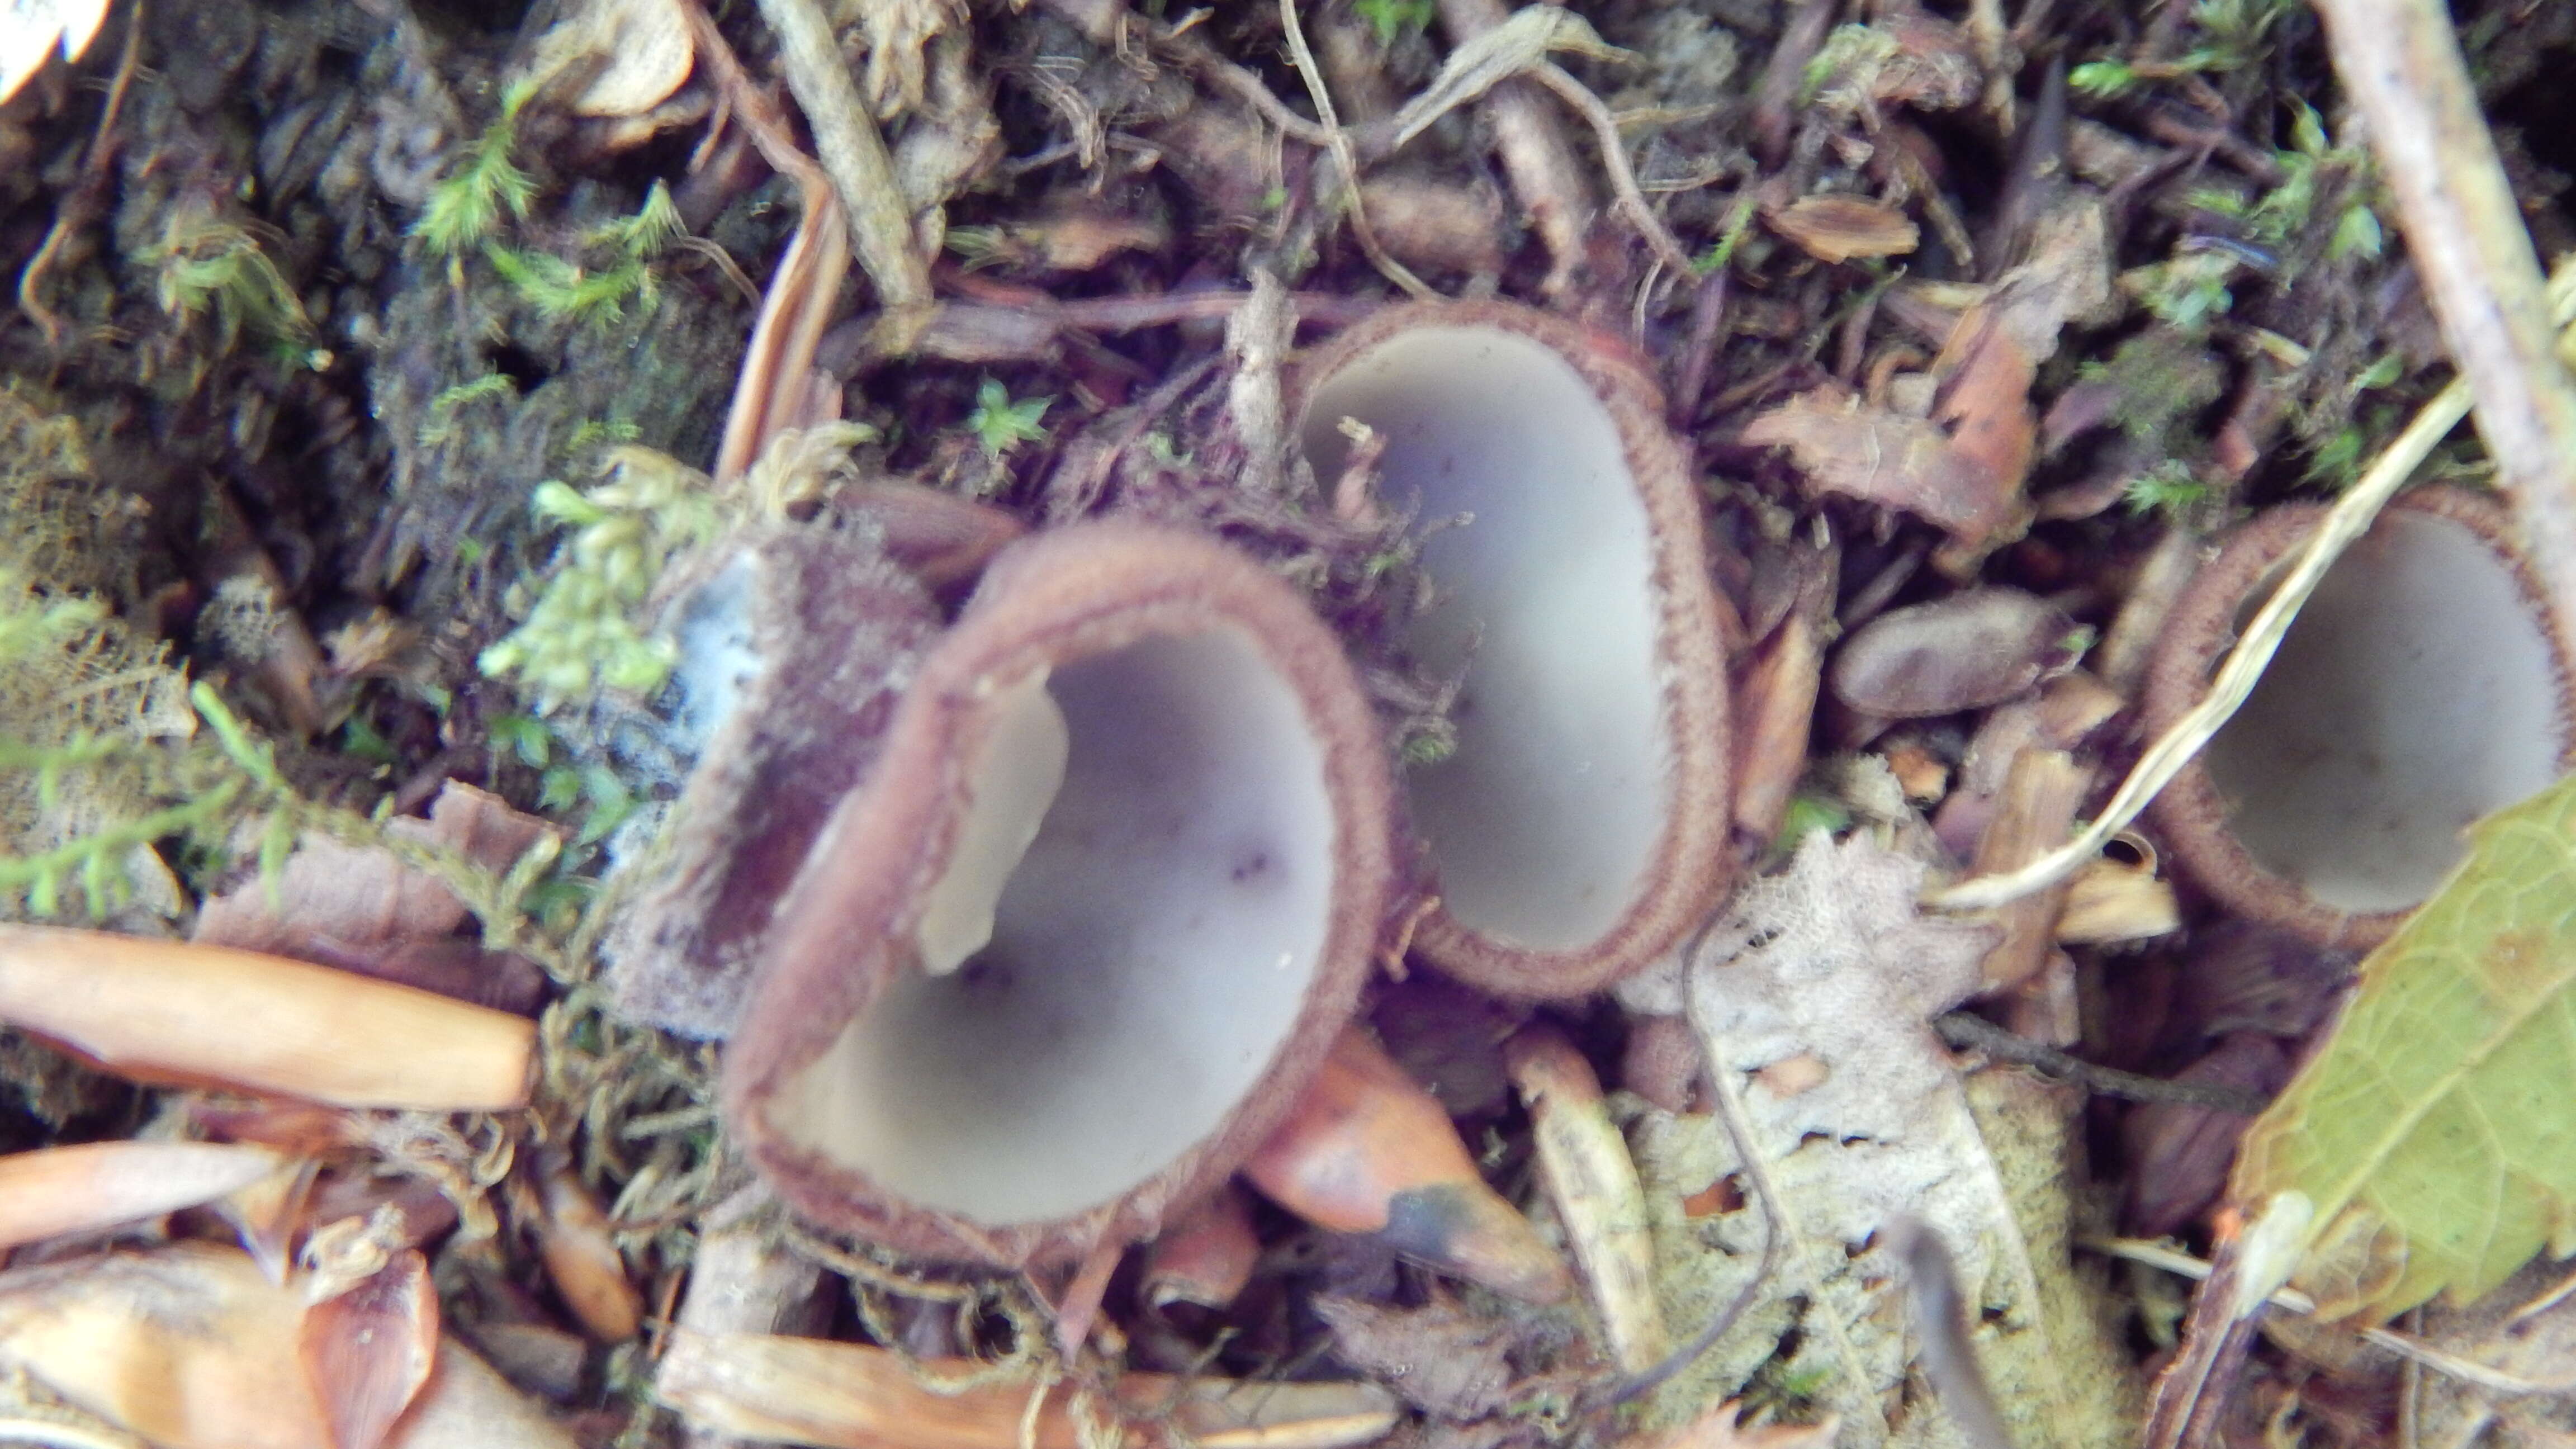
[2315,0,2576,650]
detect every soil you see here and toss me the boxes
[1,0,2569,1445]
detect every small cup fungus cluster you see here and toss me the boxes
[2147,485,2576,948]
[616,300,1740,1267]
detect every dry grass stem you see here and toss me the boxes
[0,926,536,1110]
[1277,0,1436,301]
[1927,373,2474,913]
[1433,0,1592,294]
[0,1142,286,1251]
[1528,62,1694,277]
[1506,1024,1670,1375]
[2097,1239,2576,1398]
[682,0,856,480]
[750,0,932,314]
[2316,0,2576,651]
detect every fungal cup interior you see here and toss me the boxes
[770,626,1336,1225]
[1299,324,1668,951]
[2208,508,2566,912]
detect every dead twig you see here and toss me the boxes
[751,0,934,318]
[1435,0,1593,296]
[17,0,144,349]
[1527,63,1694,277]
[2315,0,2576,656]
[2098,1239,2576,1399]
[1277,0,1436,301]
[1931,1014,2271,1114]
[680,0,851,481]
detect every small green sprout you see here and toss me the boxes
[1353,0,1434,47]
[2068,59,2138,99]
[2124,460,2211,518]
[484,245,654,326]
[2329,201,2383,261]
[1770,793,1852,855]
[585,181,684,262]
[415,81,539,257]
[967,378,1052,459]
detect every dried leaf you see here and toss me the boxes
[193,782,554,1014]
[1741,391,2018,547]
[1626,1400,1839,1449]
[534,1162,641,1342]
[656,1330,1400,1449]
[2233,770,2576,1320]
[555,0,693,117]
[0,926,537,1110]
[0,1141,286,1251]
[0,1242,327,1449]
[0,0,109,105]
[1314,1294,1517,1420]
[1767,196,1920,264]
[1618,834,2140,1447]
[302,1251,437,1449]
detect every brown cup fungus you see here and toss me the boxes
[724,522,1394,1265]
[2146,486,2576,947]
[1294,301,1732,998]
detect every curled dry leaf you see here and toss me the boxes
[1626,1399,1839,1449]
[193,780,556,1016]
[0,1141,286,1252]
[0,1242,571,1449]
[1829,588,2082,720]
[0,1242,323,1449]
[656,1329,1400,1449]
[0,926,536,1111]
[533,1162,641,1342]
[1765,195,1921,264]
[302,1250,438,1449]
[1506,1023,1669,1375]
[1139,1184,1260,1314]
[559,0,694,117]
[1243,1027,1570,1305]
[1312,1293,1517,1420]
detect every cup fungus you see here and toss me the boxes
[724,521,1394,1265]
[1294,301,1732,998]
[2146,486,2576,946]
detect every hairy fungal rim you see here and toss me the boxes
[2145,486,2576,949]
[723,521,1393,1266]
[1292,300,1734,999]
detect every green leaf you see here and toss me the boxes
[2233,769,2576,1320]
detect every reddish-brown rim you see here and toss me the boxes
[2143,485,2576,949]
[1290,299,1734,1000]
[722,520,1394,1266]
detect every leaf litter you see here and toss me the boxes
[1616,833,2139,1447]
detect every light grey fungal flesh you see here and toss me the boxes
[2146,485,2576,948]
[1293,300,1733,999]
[724,521,1395,1266]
